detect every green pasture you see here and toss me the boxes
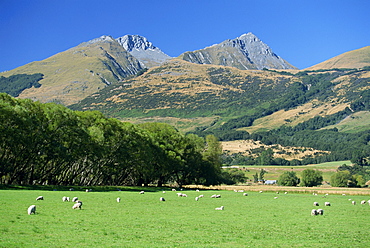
[1,187,370,247]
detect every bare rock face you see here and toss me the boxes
[116,35,172,68]
[178,32,296,70]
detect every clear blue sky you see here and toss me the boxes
[1,0,369,72]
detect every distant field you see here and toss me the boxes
[224,161,352,183]
[1,188,369,247]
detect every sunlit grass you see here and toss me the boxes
[0,188,369,247]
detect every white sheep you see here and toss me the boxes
[324,202,331,206]
[28,205,36,215]
[160,197,165,201]
[199,195,204,198]
[352,201,356,205]
[162,191,166,194]
[215,206,224,210]
[284,192,288,194]
[62,196,68,202]
[259,191,263,193]
[139,191,144,194]
[361,200,366,205]
[274,197,278,199]
[317,209,324,215]
[311,209,318,216]
[172,189,176,191]
[36,196,44,201]
[313,202,319,206]
[69,188,74,191]
[195,197,199,201]
[72,197,78,202]
[196,189,200,192]
[243,193,248,196]
[211,194,221,198]
[72,201,82,209]
[117,197,121,203]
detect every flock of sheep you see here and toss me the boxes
[27,193,84,215]
[27,188,370,216]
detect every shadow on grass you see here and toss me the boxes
[0,184,175,192]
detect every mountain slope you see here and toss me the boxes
[116,35,172,68]
[178,33,296,70]
[0,36,144,105]
[69,58,370,135]
[307,46,370,70]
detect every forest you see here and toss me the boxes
[0,93,224,186]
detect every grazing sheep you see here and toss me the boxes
[86,189,89,192]
[361,200,366,205]
[162,191,166,194]
[195,197,199,201]
[325,202,331,206]
[172,189,176,191]
[243,193,248,196]
[160,197,165,201]
[211,194,221,198]
[274,197,278,199]
[199,195,204,198]
[72,197,78,202]
[313,202,319,206]
[36,196,44,201]
[284,192,288,194]
[352,201,356,205]
[72,201,82,209]
[66,197,70,202]
[62,196,68,202]
[196,189,200,192]
[276,192,279,194]
[28,205,36,215]
[259,191,263,193]
[139,191,144,194]
[117,197,121,203]
[317,209,324,215]
[311,209,318,216]
[215,206,224,210]
[238,190,244,193]
[69,188,74,191]
[342,194,346,196]
[177,193,187,197]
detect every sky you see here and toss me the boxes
[1,0,369,72]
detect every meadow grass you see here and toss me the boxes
[1,187,370,247]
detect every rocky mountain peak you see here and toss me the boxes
[179,32,296,70]
[116,35,156,52]
[116,35,172,68]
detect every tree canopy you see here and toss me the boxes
[0,93,223,186]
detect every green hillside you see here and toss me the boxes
[0,37,144,105]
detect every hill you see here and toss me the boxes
[0,36,144,105]
[308,46,370,70]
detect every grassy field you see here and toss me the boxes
[1,187,370,247]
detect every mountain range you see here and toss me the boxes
[1,33,370,137]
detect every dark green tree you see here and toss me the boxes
[330,171,351,187]
[300,169,323,187]
[278,171,300,186]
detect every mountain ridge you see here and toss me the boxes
[178,32,297,70]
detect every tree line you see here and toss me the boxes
[0,93,225,187]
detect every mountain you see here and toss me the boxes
[178,32,296,70]
[307,46,370,70]
[70,58,370,134]
[0,35,144,105]
[116,35,172,68]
